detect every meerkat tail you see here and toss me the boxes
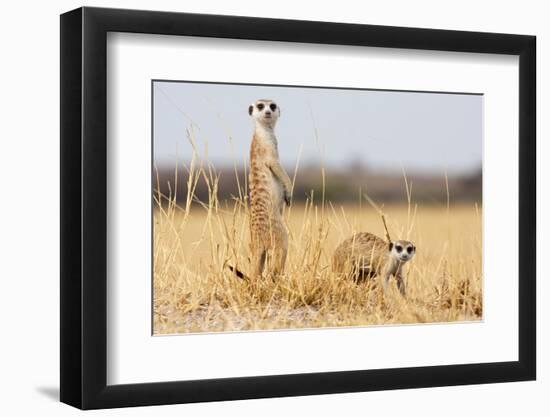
[227,265,249,280]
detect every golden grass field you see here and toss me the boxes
[153,167,482,334]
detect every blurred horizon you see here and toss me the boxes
[154,163,481,205]
[153,81,483,204]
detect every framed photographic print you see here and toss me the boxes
[60,6,536,409]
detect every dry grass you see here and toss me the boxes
[153,150,482,335]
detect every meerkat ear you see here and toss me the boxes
[388,242,394,252]
[248,105,253,116]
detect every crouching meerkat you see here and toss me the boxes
[230,99,292,280]
[332,232,416,296]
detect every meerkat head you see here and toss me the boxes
[248,99,280,128]
[388,240,416,263]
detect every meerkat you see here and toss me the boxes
[229,99,292,281]
[332,232,416,296]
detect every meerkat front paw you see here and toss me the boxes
[284,190,291,206]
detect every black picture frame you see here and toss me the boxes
[60,6,536,410]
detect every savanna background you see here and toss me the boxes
[153,81,483,334]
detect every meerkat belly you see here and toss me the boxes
[250,170,274,218]
[269,173,284,210]
[250,167,282,211]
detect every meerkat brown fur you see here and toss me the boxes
[332,232,416,296]
[245,99,292,280]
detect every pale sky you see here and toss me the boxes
[153,81,482,175]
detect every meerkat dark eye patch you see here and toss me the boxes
[407,246,413,254]
[257,103,265,111]
[395,245,403,253]
[270,103,277,111]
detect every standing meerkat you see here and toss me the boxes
[332,232,416,296]
[230,99,292,280]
